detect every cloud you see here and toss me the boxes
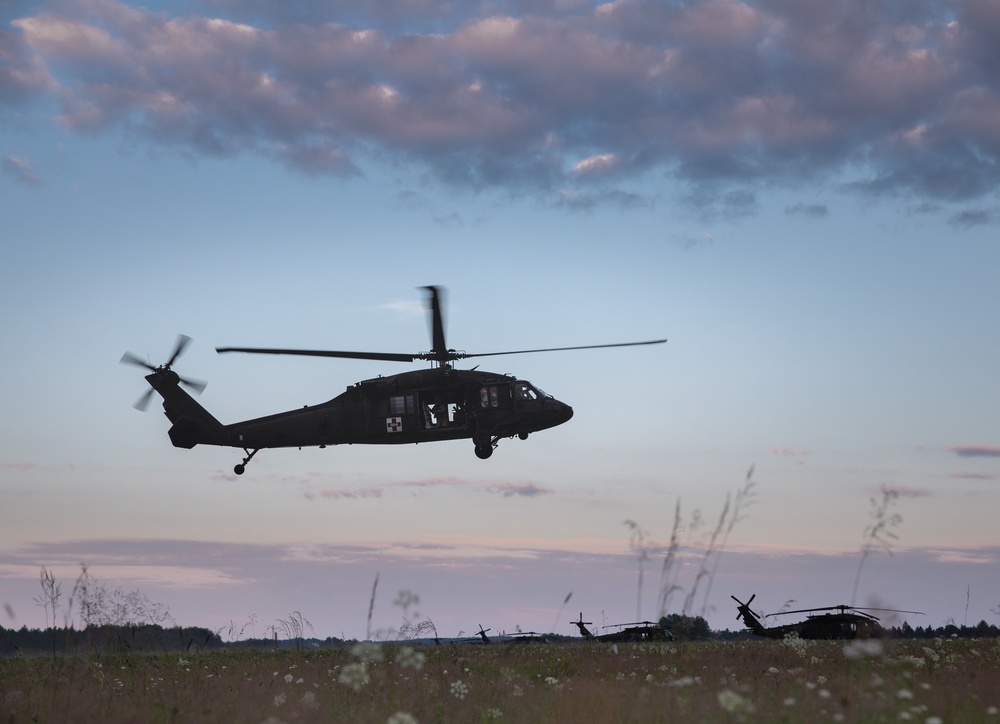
[310,476,553,500]
[2,156,42,185]
[9,0,1000,216]
[785,202,829,219]
[952,445,1000,458]
[483,482,553,498]
[952,472,997,480]
[319,487,384,500]
[882,485,932,498]
[0,462,39,471]
[769,447,809,458]
[949,208,998,228]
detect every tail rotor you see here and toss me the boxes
[121,334,207,410]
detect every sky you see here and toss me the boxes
[2,0,999,642]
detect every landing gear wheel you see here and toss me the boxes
[475,444,493,460]
[234,448,259,476]
[518,432,529,440]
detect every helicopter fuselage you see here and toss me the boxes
[149,365,573,472]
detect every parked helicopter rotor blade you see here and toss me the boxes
[215,347,417,363]
[767,604,923,618]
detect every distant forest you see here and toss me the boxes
[3,615,998,655]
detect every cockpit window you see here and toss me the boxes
[515,382,545,400]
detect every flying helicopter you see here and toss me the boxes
[572,613,674,642]
[121,286,666,475]
[731,594,923,640]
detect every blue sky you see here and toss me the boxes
[2,0,999,640]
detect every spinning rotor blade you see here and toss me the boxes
[120,334,193,372]
[458,339,667,360]
[178,375,208,395]
[122,334,205,412]
[133,387,155,411]
[166,334,192,368]
[120,351,156,371]
[216,347,416,363]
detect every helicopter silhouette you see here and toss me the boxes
[731,594,923,640]
[122,286,665,474]
[572,613,674,642]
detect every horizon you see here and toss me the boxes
[3,0,999,643]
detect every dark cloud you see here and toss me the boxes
[952,445,1000,458]
[10,0,1000,216]
[949,207,998,228]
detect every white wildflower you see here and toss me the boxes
[283,673,294,684]
[450,680,469,700]
[717,689,754,714]
[844,639,884,660]
[387,712,418,724]
[352,641,384,663]
[396,646,426,670]
[300,691,318,710]
[339,662,370,692]
[273,693,286,707]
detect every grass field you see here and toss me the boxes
[2,637,998,723]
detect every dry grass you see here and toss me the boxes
[2,638,999,723]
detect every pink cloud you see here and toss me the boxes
[1,462,39,471]
[9,0,1000,210]
[769,447,809,458]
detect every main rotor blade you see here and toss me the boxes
[458,339,667,359]
[216,347,417,363]
[424,286,448,360]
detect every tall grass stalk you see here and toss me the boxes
[851,485,902,606]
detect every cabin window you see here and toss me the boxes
[480,386,500,408]
[389,394,415,416]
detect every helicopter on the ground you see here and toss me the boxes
[731,594,923,640]
[121,286,666,475]
[572,613,674,642]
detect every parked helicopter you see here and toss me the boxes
[731,595,923,640]
[573,613,674,642]
[121,286,666,474]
